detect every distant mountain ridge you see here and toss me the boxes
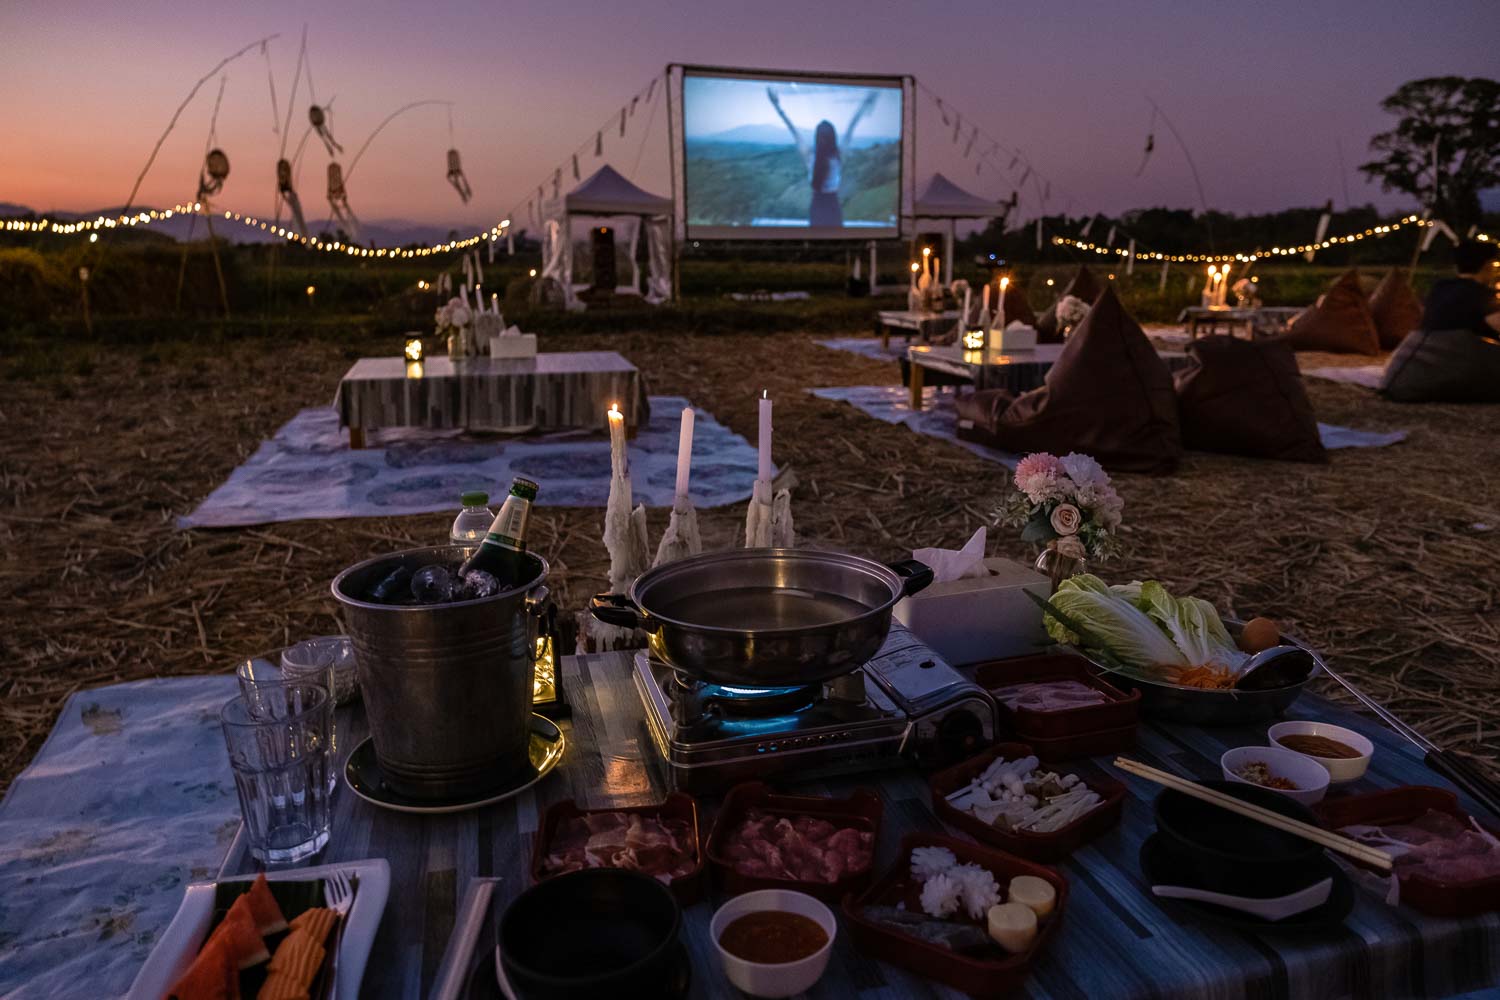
[0,203,487,246]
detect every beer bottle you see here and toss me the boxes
[458,477,538,584]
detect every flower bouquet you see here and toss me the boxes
[1055,295,1090,338]
[435,297,479,359]
[995,452,1122,589]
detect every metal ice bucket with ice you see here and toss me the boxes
[332,545,550,800]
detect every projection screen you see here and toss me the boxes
[679,67,906,240]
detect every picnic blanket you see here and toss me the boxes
[811,385,1406,463]
[1304,365,1386,390]
[0,676,240,999]
[180,395,760,528]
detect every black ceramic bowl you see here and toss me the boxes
[1153,780,1325,897]
[500,868,683,1000]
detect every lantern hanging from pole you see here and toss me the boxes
[276,158,308,236]
[446,148,472,203]
[197,148,230,201]
[326,161,361,242]
[309,104,343,155]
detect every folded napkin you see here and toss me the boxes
[912,526,989,583]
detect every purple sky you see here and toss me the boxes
[2,0,1496,230]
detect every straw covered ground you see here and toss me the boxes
[2,328,1497,793]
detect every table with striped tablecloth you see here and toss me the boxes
[904,343,1193,410]
[333,352,646,447]
[210,653,1499,999]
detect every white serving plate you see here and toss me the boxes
[127,858,389,1000]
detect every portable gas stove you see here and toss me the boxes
[634,621,997,792]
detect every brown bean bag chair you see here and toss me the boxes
[955,286,1181,473]
[1368,268,1423,350]
[1035,265,1103,343]
[1279,269,1380,354]
[1379,328,1500,403]
[998,278,1037,327]
[1174,335,1326,462]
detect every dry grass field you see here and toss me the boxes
[2,328,1496,792]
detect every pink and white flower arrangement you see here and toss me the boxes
[997,451,1122,561]
[1056,295,1090,335]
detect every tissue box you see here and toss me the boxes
[893,557,1050,666]
[490,333,538,359]
[997,324,1037,352]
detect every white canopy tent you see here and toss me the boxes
[541,164,675,309]
[912,172,1006,289]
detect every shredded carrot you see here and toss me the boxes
[1152,664,1237,689]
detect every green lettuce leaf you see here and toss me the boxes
[1042,580,1187,669]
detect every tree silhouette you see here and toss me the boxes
[1360,76,1500,233]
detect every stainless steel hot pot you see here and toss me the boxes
[588,548,933,686]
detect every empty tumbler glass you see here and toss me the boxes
[238,646,343,793]
[220,682,333,866]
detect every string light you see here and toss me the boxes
[1045,216,1484,264]
[1,201,512,258]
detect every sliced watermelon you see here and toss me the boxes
[205,896,269,970]
[243,873,289,935]
[169,935,240,1000]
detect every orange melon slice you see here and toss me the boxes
[168,934,239,1000]
[243,874,288,935]
[205,896,269,970]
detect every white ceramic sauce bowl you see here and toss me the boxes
[709,889,836,998]
[1268,720,1374,783]
[1221,744,1331,805]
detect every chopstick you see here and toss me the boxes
[1113,757,1394,871]
[1318,661,1500,821]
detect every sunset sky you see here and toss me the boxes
[2,0,1496,231]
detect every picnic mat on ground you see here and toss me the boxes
[1304,365,1386,390]
[815,337,910,361]
[0,676,239,1000]
[180,395,760,528]
[811,385,1407,462]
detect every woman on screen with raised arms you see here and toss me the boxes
[767,86,879,228]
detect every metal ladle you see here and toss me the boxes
[1233,645,1320,692]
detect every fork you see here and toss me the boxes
[325,869,355,916]
[322,870,356,1000]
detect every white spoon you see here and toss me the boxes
[1152,877,1333,921]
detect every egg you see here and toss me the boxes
[986,902,1037,954]
[1007,875,1056,918]
[1238,617,1281,654]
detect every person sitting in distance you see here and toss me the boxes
[1423,239,1500,338]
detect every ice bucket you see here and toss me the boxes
[332,545,551,800]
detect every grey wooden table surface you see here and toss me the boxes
[333,351,646,437]
[222,653,1500,999]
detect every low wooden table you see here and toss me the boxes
[333,351,644,448]
[1179,306,1302,340]
[905,343,1190,410]
[876,309,960,349]
[213,651,1500,998]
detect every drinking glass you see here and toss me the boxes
[279,635,359,705]
[237,646,343,783]
[220,681,333,866]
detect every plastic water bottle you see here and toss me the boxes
[450,491,494,546]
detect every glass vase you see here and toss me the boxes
[1034,545,1086,593]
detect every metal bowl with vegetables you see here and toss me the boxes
[1028,576,1322,726]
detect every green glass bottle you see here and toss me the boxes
[458,477,539,584]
